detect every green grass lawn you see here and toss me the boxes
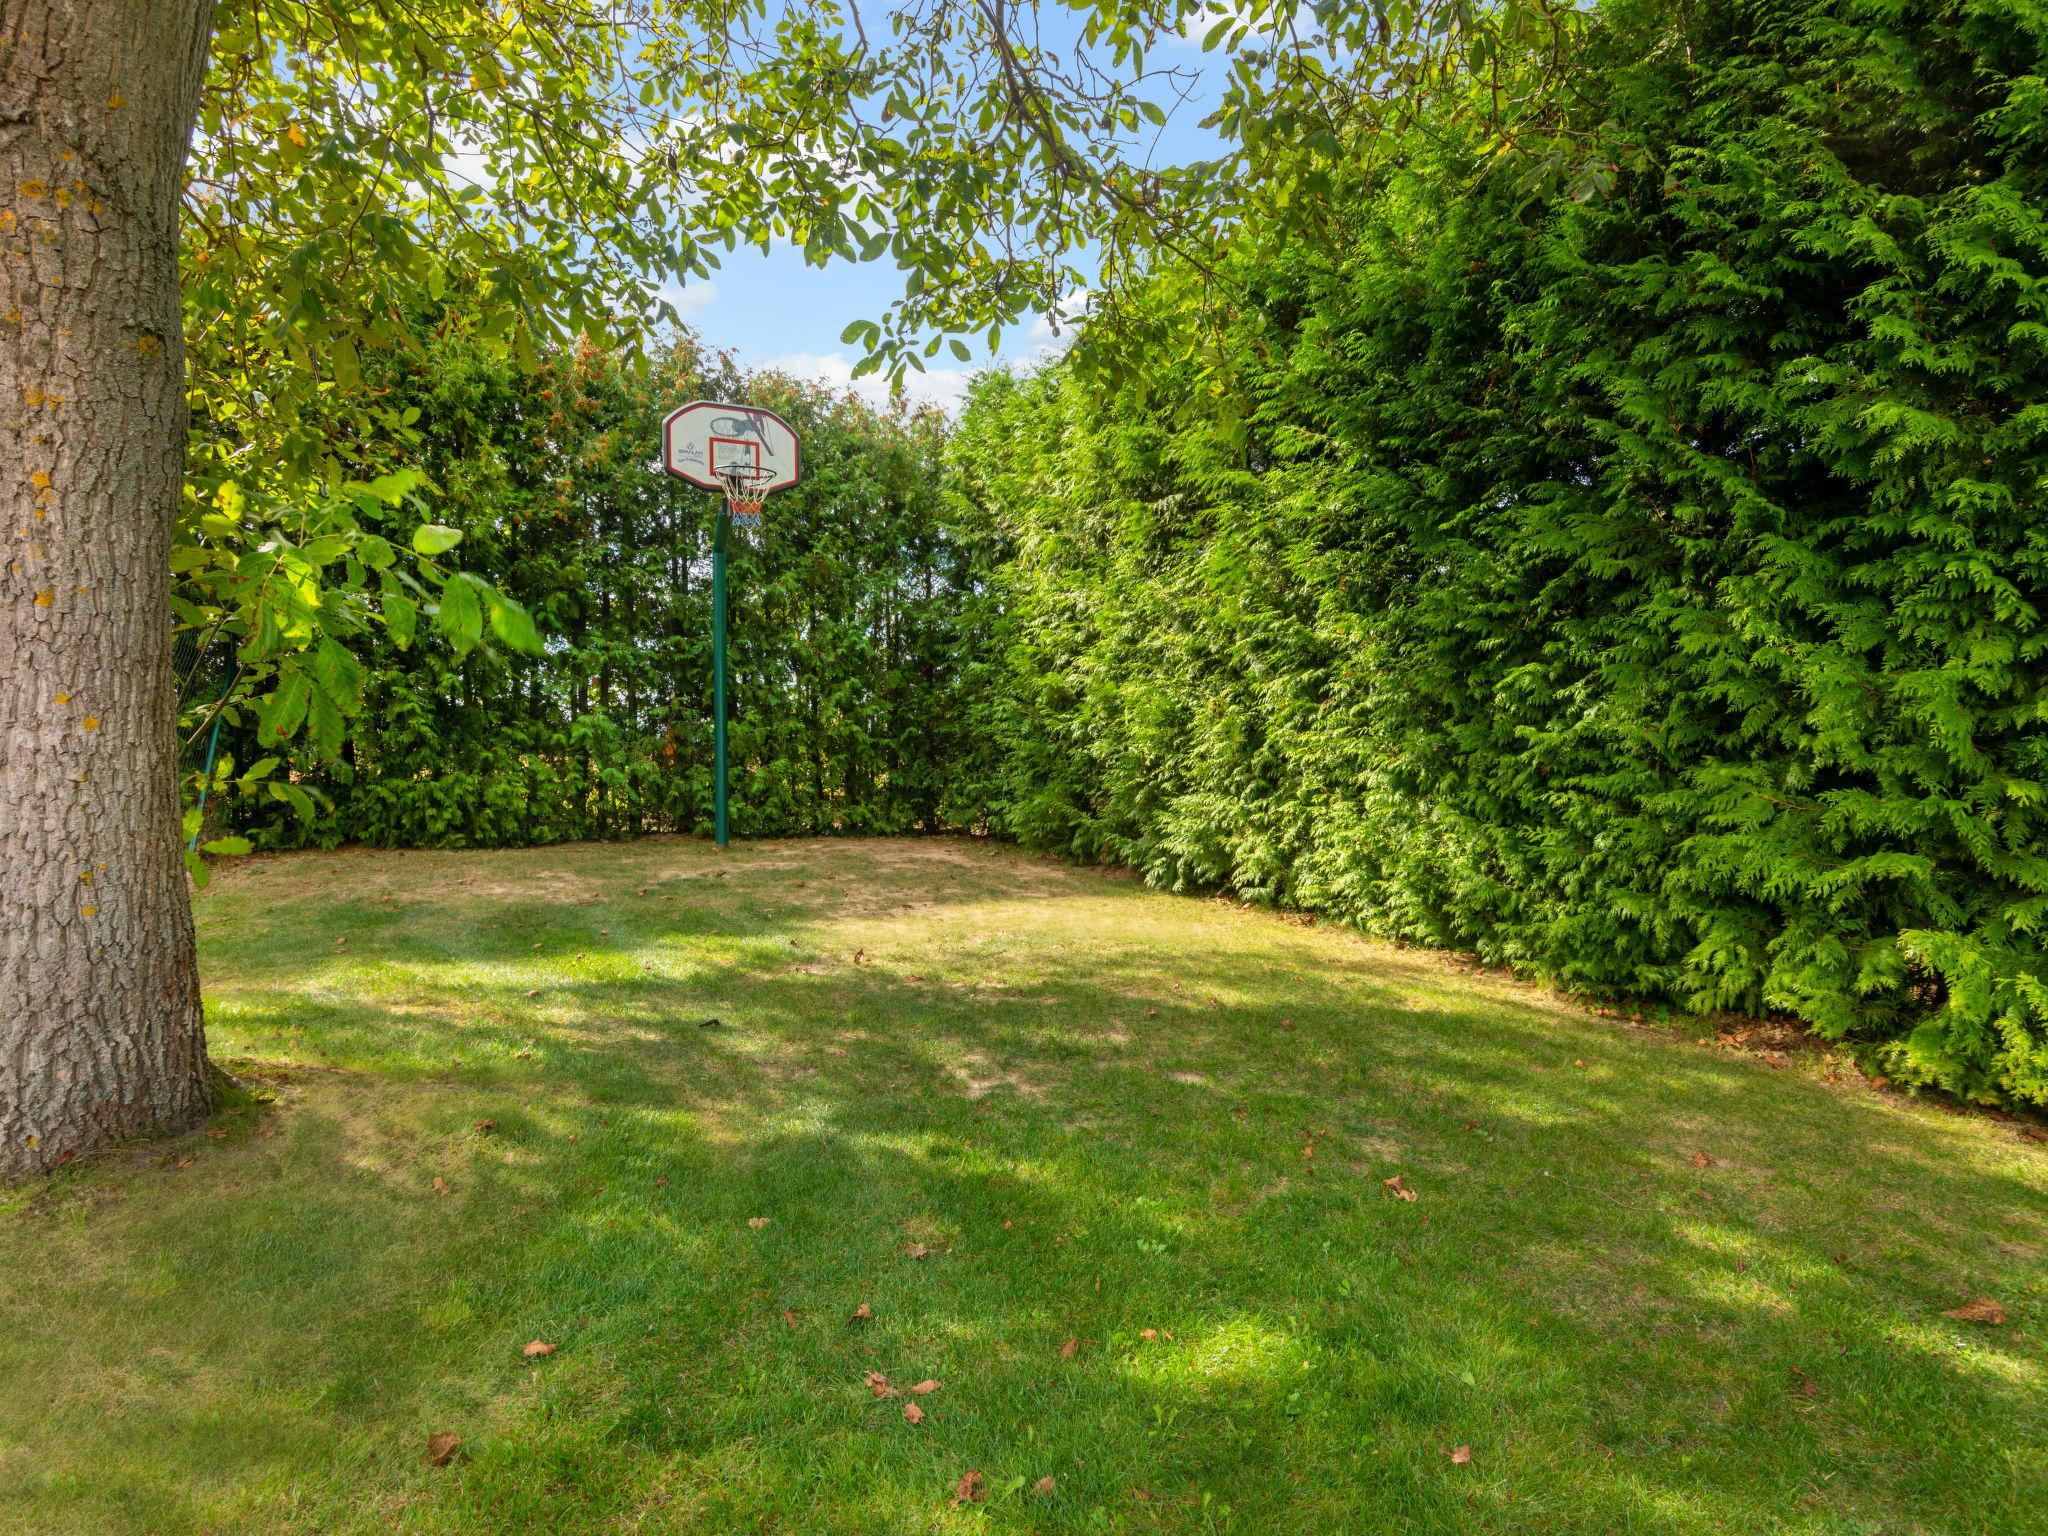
[4,838,2044,1534]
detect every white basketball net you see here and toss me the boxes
[719,464,774,524]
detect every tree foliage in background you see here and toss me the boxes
[195,332,977,847]
[168,0,1629,853]
[171,0,1577,848]
[0,0,1692,1173]
[951,0,2048,1107]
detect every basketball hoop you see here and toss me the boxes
[663,399,801,527]
[658,399,805,850]
[718,463,775,525]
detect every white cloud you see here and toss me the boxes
[762,349,980,415]
[763,285,1092,415]
[1171,1,1300,47]
[655,279,719,319]
[1020,287,1090,360]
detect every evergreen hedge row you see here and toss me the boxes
[214,336,978,846]
[948,0,2048,1105]
[206,0,2048,1106]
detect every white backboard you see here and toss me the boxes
[662,400,802,494]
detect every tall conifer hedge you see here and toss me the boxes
[951,0,2048,1105]
[205,336,977,846]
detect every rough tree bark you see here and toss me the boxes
[1,0,220,1176]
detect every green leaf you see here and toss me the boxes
[384,592,418,650]
[412,524,464,556]
[437,573,484,655]
[488,592,543,653]
[201,836,254,857]
[307,689,346,757]
[312,639,365,715]
[258,670,312,744]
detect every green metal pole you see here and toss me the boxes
[712,509,730,848]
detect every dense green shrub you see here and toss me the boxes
[952,0,2048,1105]
[208,333,981,846]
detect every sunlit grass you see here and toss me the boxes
[2,837,2044,1534]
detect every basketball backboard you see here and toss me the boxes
[662,401,802,495]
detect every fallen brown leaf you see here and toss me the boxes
[1788,1367,1819,1399]
[173,1156,195,1170]
[427,1431,461,1467]
[1139,1328,1158,1342]
[1944,1297,2007,1325]
[865,1371,899,1398]
[522,1339,556,1358]
[1133,1487,1153,1502]
[523,988,538,998]
[910,1379,940,1395]
[1059,1337,1078,1360]
[1690,1150,1714,1168]
[432,1176,452,1196]
[655,1175,668,1188]
[475,1119,498,1133]
[851,1301,874,1323]
[205,1127,227,1140]
[903,1241,930,1259]
[1448,1444,1473,1465]
[748,1216,770,1229]
[256,1122,276,1140]
[903,1400,925,1425]
[1033,1475,1056,1495]
[1383,1174,1418,1202]
[783,1309,800,1329]
[954,1469,986,1505]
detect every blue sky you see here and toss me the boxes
[657,14,1229,412]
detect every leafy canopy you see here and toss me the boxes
[173,0,1586,859]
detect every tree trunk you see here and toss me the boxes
[0,0,220,1176]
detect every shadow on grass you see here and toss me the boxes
[5,838,2043,1535]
